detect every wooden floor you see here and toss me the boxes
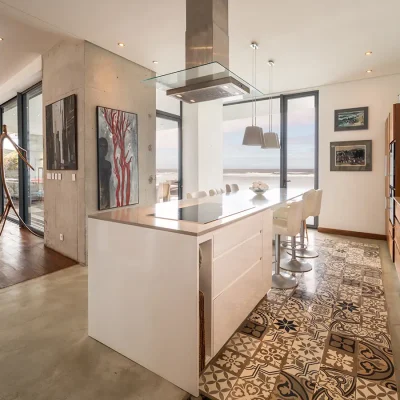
[0,223,76,289]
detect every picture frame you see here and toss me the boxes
[334,107,369,131]
[96,106,139,211]
[45,94,78,170]
[330,140,372,171]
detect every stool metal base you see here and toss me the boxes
[272,273,298,289]
[287,247,318,259]
[280,259,313,273]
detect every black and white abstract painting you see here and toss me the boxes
[97,106,139,211]
[330,140,372,171]
[45,94,77,170]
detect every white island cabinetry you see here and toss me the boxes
[88,188,302,397]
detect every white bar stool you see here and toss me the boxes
[271,201,302,289]
[187,191,208,199]
[287,189,323,258]
[278,201,313,274]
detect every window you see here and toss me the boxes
[0,83,44,234]
[156,110,182,201]
[2,98,19,221]
[223,91,319,227]
[26,85,44,231]
[223,98,281,190]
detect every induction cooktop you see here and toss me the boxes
[151,203,255,224]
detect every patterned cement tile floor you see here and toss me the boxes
[199,237,398,400]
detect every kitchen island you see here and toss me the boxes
[88,188,304,396]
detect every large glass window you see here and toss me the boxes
[2,99,19,221]
[0,83,44,234]
[156,111,182,201]
[223,98,281,190]
[223,91,318,226]
[26,86,44,231]
[284,93,318,226]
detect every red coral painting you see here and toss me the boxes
[97,107,138,210]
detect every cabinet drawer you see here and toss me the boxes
[213,214,262,258]
[213,260,264,355]
[388,230,394,261]
[213,233,262,298]
[395,242,400,276]
[395,219,400,249]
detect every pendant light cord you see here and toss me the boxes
[254,46,257,126]
[268,61,274,132]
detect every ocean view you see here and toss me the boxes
[156,169,315,199]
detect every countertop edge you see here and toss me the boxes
[88,206,268,237]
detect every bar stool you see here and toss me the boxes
[187,191,208,199]
[287,189,323,258]
[271,201,304,289]
[226,184,232,193]
[278,201,313,274]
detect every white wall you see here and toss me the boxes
[182,100,223,196]
[319,74,400,235]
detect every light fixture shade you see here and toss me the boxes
[261,132,280,149]
[242,126,264,146]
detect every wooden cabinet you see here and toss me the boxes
[385,104,400,262]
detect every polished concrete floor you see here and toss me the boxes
[0,231,399,400]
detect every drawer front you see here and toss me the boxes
[395,219,400,249]
[213,214,262,258]
[395,241,400,275]
[213,260,264,355]
[388,230,394,261]
[213,233,262,298]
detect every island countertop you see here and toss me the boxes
[88,187,305,236]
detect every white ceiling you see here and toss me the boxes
[1,0,400,95]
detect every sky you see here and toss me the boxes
[157,96,316,171]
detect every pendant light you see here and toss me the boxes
[262,60,280,149]
[242,42,264,146]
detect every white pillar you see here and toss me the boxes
[182,100,223,196]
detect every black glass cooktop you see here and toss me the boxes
[151,203,255,224]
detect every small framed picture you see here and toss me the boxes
[334,107,369,131]
[330,140,372,171]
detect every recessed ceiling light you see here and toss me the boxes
[176,94,182,98]
[366,69,373,73]
[118,42,125,47]
[152,60,158,64]
[223,85,229,89]
[0,38,4,41]
[190,99,195,103]
[365,51,372,56]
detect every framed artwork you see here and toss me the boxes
[97,106,139,210]
[334,107,369,131]
[45,94,77,170]
[330,140,372,171]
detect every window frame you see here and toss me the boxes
[0,81,44,235]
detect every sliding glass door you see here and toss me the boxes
[2,99,19,222]
[0,83,44,234]
[25,85,44,231]
[155,110,182,201]
[282,92,319,227]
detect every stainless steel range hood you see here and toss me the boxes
[143,0,263,103]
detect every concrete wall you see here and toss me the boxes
[43,40,156,263]
[319,74,400,235]
[42,39,85,262]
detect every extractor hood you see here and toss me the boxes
[143,0,263,103]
